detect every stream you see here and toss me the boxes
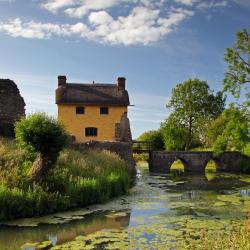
[0,165,250,249]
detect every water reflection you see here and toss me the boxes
[166,170,249,191]
[240,189,250,196]
[48,235,57,247]
[0,211,131,250]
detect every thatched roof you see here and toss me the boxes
[56,83,130,106]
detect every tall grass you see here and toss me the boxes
[0,138,131,220]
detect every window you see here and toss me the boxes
[85,127,97,136]
[76,107,85,114]
[100,107,109,115]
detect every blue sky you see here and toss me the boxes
[0,0,249,138]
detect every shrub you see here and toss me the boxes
[15,113,69,182]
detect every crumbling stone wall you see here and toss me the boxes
[78,141,136,177]
[0,79,25,137]
[115,112,132,143]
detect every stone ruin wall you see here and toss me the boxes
[115,112,132,143]
[0,79,25,137]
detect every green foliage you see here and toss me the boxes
[137,130,164,151]
[207,106,250,154]
[244,142,250,156]
[133,153,148,162]
[166,78,225,150]
[15,113,69,162]
[160,114,189,151]
[212,136,227,155]
[223,28,250,106]
[0,138,131,220]
[160,113,203,151]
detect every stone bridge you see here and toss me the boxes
[148,151,250,174]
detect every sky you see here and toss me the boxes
[0,0,249,138]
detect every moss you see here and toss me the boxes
[21,241,52,250]
[213,201,226,207]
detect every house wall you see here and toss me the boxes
[58,104,127,143]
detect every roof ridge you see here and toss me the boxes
[68,83,116,86]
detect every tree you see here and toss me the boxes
[161,114,188,151]
[166,79,226,150]
[206,106,250,154]
[137,130,164,151]
[160,114,201,151]
[223,29,250,106]
[15,113,69,182]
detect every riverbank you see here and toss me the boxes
[0,138,132,221]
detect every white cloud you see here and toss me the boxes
[64,0,118,18]
[88,11,113,25]
[175,0,199,6]
[197,1,228,10]
[0,18,66,39]
[41,0,77,13]
[0,0,230,46]
[0,6,193,45]
[42,0,165,18]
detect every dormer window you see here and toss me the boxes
[76,107,85,114]
[100,107,109,115]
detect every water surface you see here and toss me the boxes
[1,166,250,249]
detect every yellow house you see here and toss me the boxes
[56,75,132,143]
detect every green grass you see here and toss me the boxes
[0,138,131,220]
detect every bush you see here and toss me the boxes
[15,112,68,158]
[15,113,69,181]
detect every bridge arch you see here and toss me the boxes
[149,151,250,174]
[203,158,222,172]
[169,158,188,173]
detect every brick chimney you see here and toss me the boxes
[117,77,126,90]
[58,75,67,87]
